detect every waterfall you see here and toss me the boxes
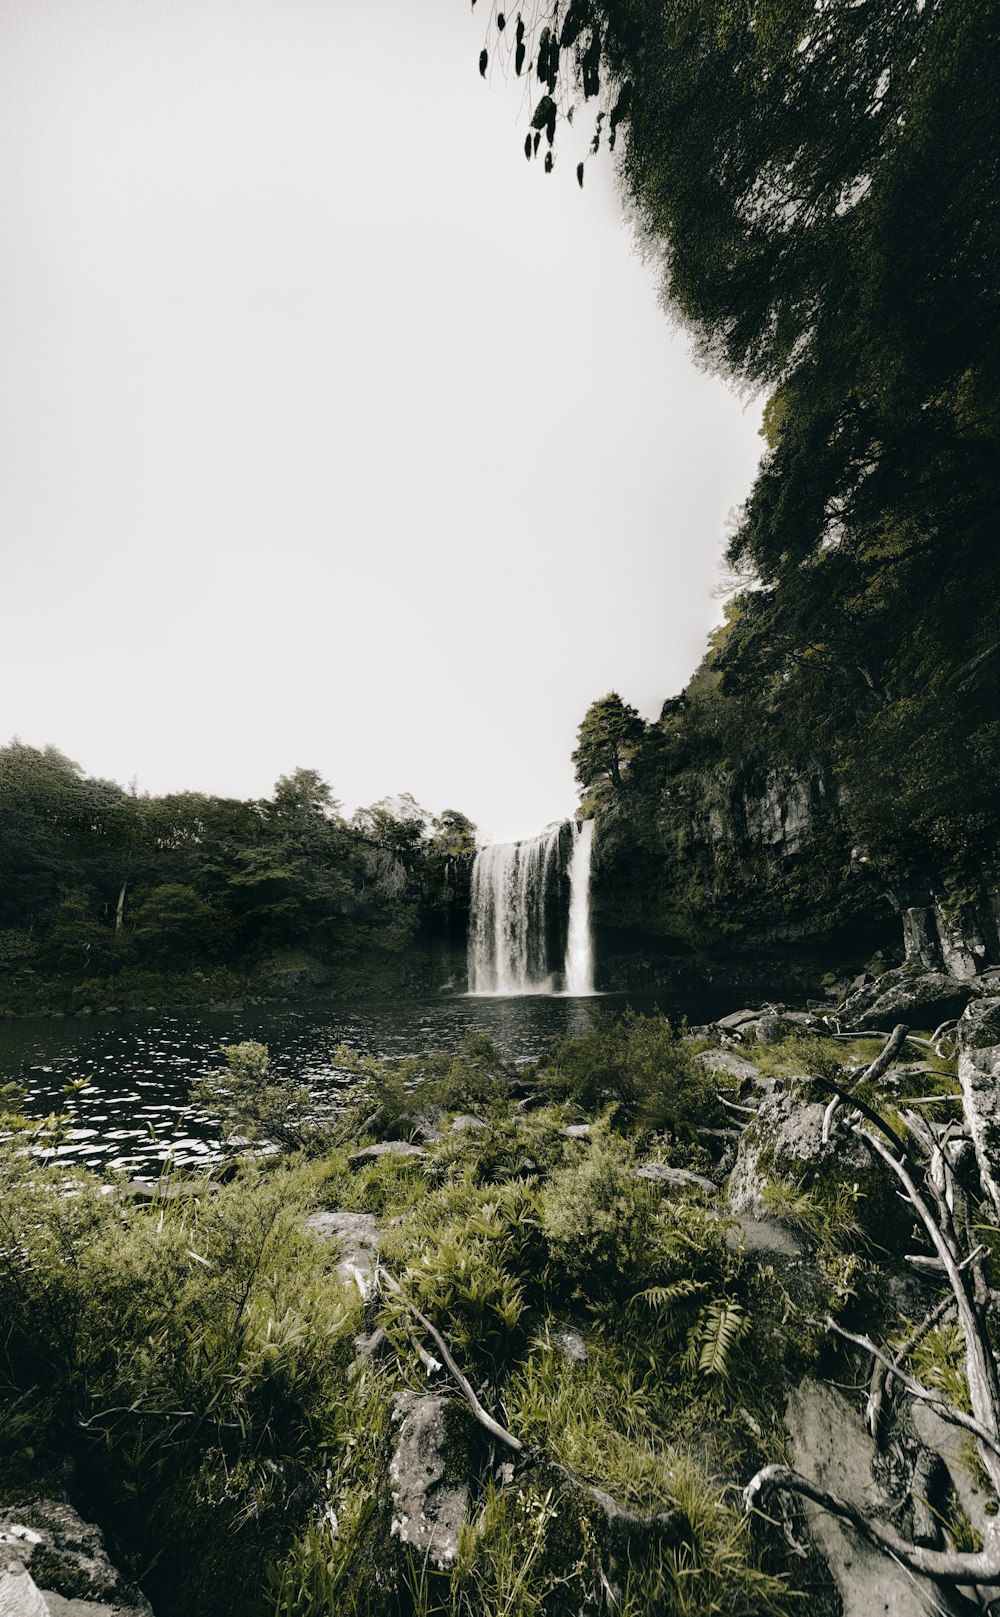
[564,818,595,995]
[467,826,562,994]
[467,819,597,995]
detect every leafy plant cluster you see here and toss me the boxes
[0,1017,847,1617]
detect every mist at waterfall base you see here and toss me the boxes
[467,820,596,997]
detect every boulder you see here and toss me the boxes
[838,967,977,1032]
[725,1214,806,1259]
[0,1563,47,1617]
[305,1209,381,1298]
[728,1088,886,1226]
[349,1141,426,1166]
[696,1049,762,1087]
[714,1008,762,1032]
[388,1393,470,1570]
[749,1015,799,1045]
[784,1381,939,1616]
[0,1499,153,1617]
[957,997,1000,1219]
[450,1114,487,1133]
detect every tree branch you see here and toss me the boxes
[744,1466,1000,1584]
[377,1264,523,1452]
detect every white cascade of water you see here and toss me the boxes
[564,818,596,995]
[467,826,562,995]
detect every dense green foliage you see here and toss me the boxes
[0,741,476,1012]
[0,1016,892,1615]
[498,0,999,947]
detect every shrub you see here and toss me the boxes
[540,1011,722,1135]
[542,1131,660,1297]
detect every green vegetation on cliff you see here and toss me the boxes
[508,0,999,959]
[0,743,476,1014]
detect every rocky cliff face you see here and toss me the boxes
[590,759,891,985]
[590,755,1000,992]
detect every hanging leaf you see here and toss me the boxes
[560,2,589,49]
[479,48,488,76]
[533,130,541,156]
[497,11,506,29]
[576,161,584,188]
[524,132,532,160]
[544,151,553,173]
[530,94,556,130]
[536,27,555,92]
[581,28,601,98]
[515,14,525,73]
[608,83,632,150]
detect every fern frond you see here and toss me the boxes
[634,1277,708,1312]
[690,1301,749,1384]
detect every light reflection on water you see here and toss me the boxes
[0,993,633,1176]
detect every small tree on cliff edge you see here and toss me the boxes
[573,693,646,796]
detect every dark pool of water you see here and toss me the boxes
[0,992,674,1176]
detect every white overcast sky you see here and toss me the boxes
[1,0,763,843]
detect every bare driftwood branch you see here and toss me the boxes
[379,1264,691,1548]
[866,1293,957,1441]
[822,1314,1000,1458]
[377,1264,523,1452]
[860,1023,910,1086]
[822,1023,908,1144]
[746,1090,1000,1590]
[744,1466,1000,1584]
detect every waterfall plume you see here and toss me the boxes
[564,818,595,995]
[467,819,596,996]
[467,826,563,994]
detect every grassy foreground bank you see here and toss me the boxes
[0,1012,966,1615]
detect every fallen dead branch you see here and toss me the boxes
[745,1056,1000,1591]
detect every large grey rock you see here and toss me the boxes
[838,967,977,1032]
[0,1562,49,1617]
[725,1214,806,1259]
[0,1499,152,1616]
[784,1381,938,1616]
[696,1049,761,1086]
[728,1089,879,1221]
[561,1123,593,1140]
[305,1209,381,1297]
[715,1008,763,1032]
[388,1392,469,1569]
[450,1114,486,1133]
[957,998,1000,1219]
[748,1015,797,1045]
[349,1141,426,1166]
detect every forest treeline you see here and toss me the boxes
[529,0,999,955]
[0,742,475,1012]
